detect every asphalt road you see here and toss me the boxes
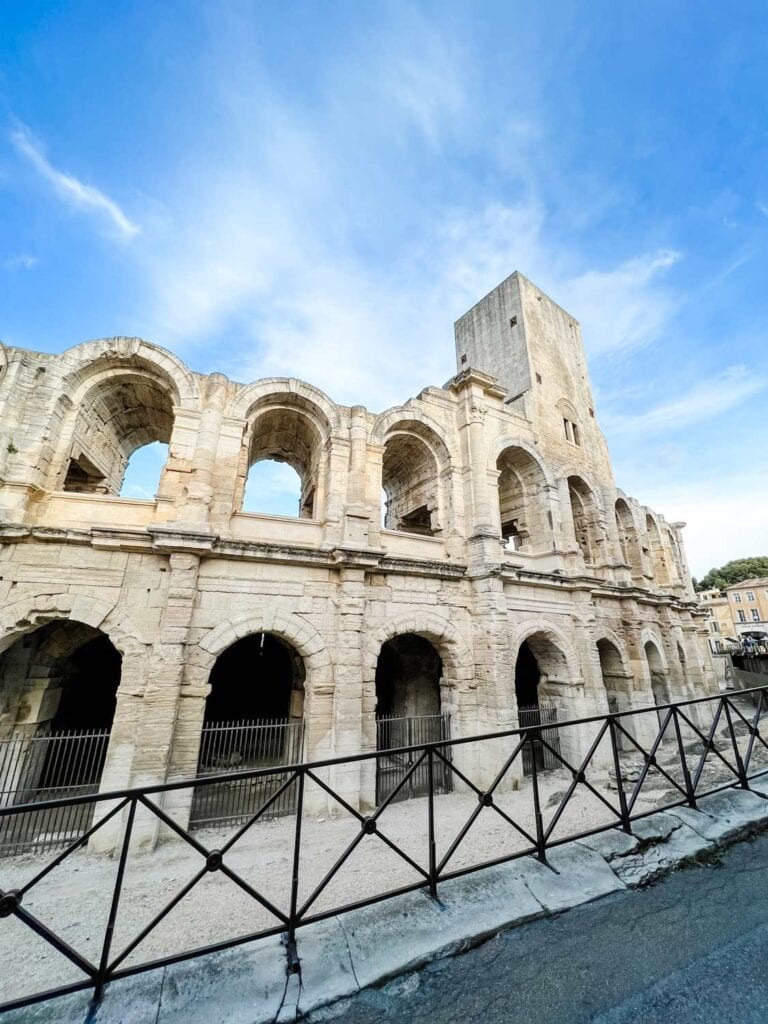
[309,830,768,1024]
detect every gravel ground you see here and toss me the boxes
[0,764,665,1005]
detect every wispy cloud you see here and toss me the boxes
[604,364,767,437]
[10,125,140,240]
[558,250,682,357]
[3,253,38,270]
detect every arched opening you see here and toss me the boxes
[615,499,642,577]
[120,440,170,499]
[677,642,687,677]
[568,476,601,566]
[645,640,669,716]
[191,633,305,828]
[374,634,450,801]
[496,446,549,552]
[62,372,175,496]
[243,460,304,518]
[0,620,121,854]
[382,430,443,537]
[645,515,670,586]
[597,639,633,750]
[514,634,570,774]
[244,405,323,518]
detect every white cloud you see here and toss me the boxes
[10,125,140,240]
[603,365,767,438]
[3,253,38,270]
[558,250,682,357]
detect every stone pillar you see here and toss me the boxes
[324,567,366,810]
[127,551,201,847]
[343,407,373,548]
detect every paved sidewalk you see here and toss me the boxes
[313,830,768,1024]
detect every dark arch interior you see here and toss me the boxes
[514,640,540,707]
[0,621,121,801]
[375,634,442,718]
[53,635,121,730]
[205,633,304,723]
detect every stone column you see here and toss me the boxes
[127,551,201,847]
[330,566,368,810]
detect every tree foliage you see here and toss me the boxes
[696,557,768,592]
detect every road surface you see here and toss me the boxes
[310,829,768,1024]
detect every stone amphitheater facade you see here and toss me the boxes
[0,271,715,822]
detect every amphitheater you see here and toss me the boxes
[0,271,715,838]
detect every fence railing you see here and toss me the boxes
[375,713,452,803]
[2,686,768,1014]
[0,727,111,857]
[190,719,305,829]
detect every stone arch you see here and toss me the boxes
[644,511,671,586]
[492,441,553,552]
[48,341,199,497]
[0,593,150,796]
[566,474,603,566]
[594,629,633,678]
[0,592,149,660]
[375,414,455,537]
[488,435,555,485]
[197,609,334,755]
[615,495,643,576]
[643,632,670,710]
[225,377,341,432]
[363,612,474,705]
[371,406,457,462]
[510,620,580,709]
[231,383,339,519]
[60,337,200,410]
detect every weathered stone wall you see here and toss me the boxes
[0,273,715,823]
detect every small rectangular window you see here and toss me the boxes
[738,610,747,622]
[733,593,742,603]
[747,591,755,602]
[563,418,572,442]
[713,622,720,633]
[572,423,581,446]
[752,609,761,621]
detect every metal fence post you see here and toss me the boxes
[529,733,546,863]
[427,747,438,899]
[92,796,136,1005]
[286,767,305,972]
[608,717,631,833]
[671,707,696,808]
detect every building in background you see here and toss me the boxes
[725,579,768,638]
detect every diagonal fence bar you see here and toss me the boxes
[2,685,768,1013]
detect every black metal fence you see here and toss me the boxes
[0,727,111,857]
[190,719,305,829]
[375,713,452,803]
[2,687,768,1014]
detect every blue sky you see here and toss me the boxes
[1,1,766,578]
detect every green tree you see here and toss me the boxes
[696,557,768,592]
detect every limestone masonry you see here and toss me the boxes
[0,271,715,822]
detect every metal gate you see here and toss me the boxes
[0,727,111,856]
[189,718,305,829]
[375,713,452,804]
[518,704,561,776]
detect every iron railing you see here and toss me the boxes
[375,713,452,803]
[2,686,768,1013]
[190,719,305,829]
[517,704,561,774]
[0,727,111,856]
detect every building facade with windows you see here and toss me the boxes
[0,271,715,833]
[725,579,768,637]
